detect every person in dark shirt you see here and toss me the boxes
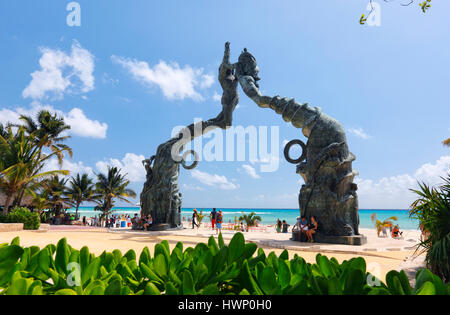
[282,220,290,233]
[216,210,223,235]
[210,208,217,230]
[192,209,199,229]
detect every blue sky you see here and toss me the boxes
[0,1,449,209]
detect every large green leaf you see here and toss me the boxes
[416,281,436,295]
[343,269,365,295]
[0,245,24,286]
[139,247,151,267]
[259,266,281,295]
[55,238,70,275]
[153,254,168,279]
[105,279,122,295]
[144,282,161,295]
[227,233,245,265]
[182,270,196,295]
[278,259,291,289]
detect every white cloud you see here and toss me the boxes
[357,156,450,209]
[241,164,260,179]
[0,102,107,139]
[348,127,372,140]
[96,153,146,182]
[111,55,214,101]
[182,183,205,191]
[64,108,107,139]
[191,170,239,190]
[23,41,95,100]
[43,158,94,177]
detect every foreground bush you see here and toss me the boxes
[0,207,40,230]
[0,233,448,295]
[410,175,450,283]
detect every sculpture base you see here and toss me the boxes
[150,224,172,231]
[291,231,367,246]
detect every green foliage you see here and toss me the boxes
[419,0,432,13]
[0,207,40,230]
[94,166,136,219]
[0,233,447,295]
[0,117,70,215]
[410,176,450,282]
[238,212,262,231]
[360,0,432,25]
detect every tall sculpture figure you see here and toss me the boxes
[140,43,239,230]
[237,49,366,245]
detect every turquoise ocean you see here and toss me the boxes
[69,207,420,230]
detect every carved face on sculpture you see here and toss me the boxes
[238,48,260,86]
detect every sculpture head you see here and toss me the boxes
[237,48,260,86]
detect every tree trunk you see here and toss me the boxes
[2,193,13,215]
[75,200,80,220]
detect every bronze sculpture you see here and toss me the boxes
[140,43,365,244]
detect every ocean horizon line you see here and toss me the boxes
[73,206,411,211]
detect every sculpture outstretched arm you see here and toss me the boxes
[238,75,271,108]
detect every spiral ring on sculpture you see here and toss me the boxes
[181,150,199,170]
[284,139,307,164]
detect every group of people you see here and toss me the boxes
[129,213,153,231]
[275,219,290,233]
[377,223,404,238]
[295,215,318,243]
[191,208,224,234]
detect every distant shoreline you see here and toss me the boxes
[73,206,411,211]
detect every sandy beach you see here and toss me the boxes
[0,224,426,283]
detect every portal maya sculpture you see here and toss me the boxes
[140,43,366,245]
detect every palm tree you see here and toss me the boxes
[0,127,69,215]
[94,199,116,221]
[43,176,70,216]
[10,110,72,207]
[66,173,96,219]
[95,166,136,221]
[410,176,450,282]
[19,110,73,166]
[370,213,398,237]
[239,211,262,232]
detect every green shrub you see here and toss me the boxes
[410,175,450,282]
[0,233,448,295]
[0,207,40,230]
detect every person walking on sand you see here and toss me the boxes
[210,208,217,230]
[192,209,199,229]
[216,210,223,235]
